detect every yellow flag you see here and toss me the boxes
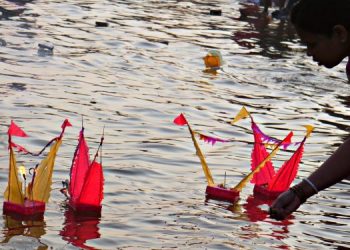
[231,106,250,125]
[303,125,314,138]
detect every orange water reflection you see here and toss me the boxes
[2,214,47,249]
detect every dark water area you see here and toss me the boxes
[0,0,349,249]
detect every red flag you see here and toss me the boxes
[173,113,188,126]
[8,120,28,137]
[10,142,29,153]
[284,131,293,145]
[61,119,72,129]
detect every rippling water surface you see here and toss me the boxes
[0,0,349,249]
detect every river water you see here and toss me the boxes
[0,0,349,249]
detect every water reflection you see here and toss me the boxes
[0,6,25,19]
[0,0,349,248]
[225,195,293,243]
[232,1,299,58]
[60,206,101,250]
[2,214,47,250]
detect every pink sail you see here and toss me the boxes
[68,126,104,213]
[268,140,305,192]
[78,161,104,207]
[69,129,90,203]
[250,122,275,185]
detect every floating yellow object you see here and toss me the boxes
[203,50,223,69]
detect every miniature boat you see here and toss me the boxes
[174,113,240,202]
[232,107,314,199]
[174,113,288,203]
[65,124,104,215]
[3,199,45,217]
[3,119,71,217]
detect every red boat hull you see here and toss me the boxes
[69,201,102,216]
[253,185,284,199]
[205,185,239,203]
[3,200,45,217]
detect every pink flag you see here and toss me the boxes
[173,114,188,126]
[8,121,28,137]
[10,142,29,154]
[198,133,230,145]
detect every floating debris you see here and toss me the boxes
[158,40,169,45]
[0,38,6,46]
[203,50,223,70]
[38,42,54,51]
[38,42,54,56]
[209,9,222,16]
[95,21,109,27]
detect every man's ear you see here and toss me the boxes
[333,25,349,43]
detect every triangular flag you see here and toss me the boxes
[231,106,250,125]
[61,119,73,129]
[8,121,28,137]
[173,113,188,126]
[303,125,314,138]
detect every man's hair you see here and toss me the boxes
[291,0,350,36]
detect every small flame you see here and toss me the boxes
[19,165,26,177]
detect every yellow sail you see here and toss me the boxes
[30,138,62,203]
[187,124,215,186]
[4,146,24,205]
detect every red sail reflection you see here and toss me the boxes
[60,207,101,250]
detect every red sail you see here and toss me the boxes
[250,123,275,185]
[78,161,104,207]
[69,130,90,202]
[268,140,305,192]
